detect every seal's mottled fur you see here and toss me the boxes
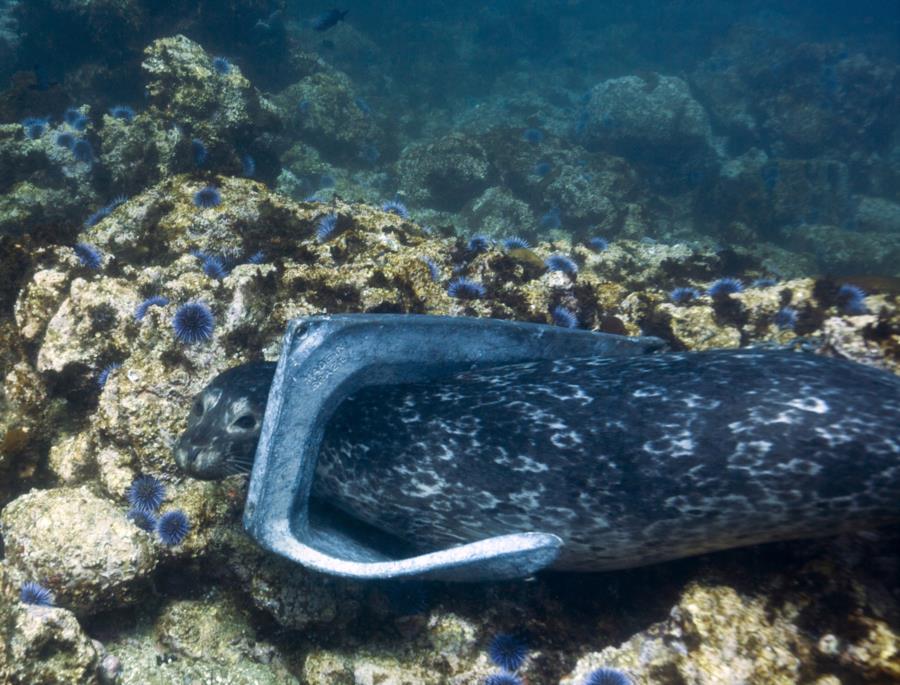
[176,346,900,571]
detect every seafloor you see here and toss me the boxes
[0,1,899,683]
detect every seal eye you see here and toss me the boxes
[193,400,204,417]
[233,414,256,430]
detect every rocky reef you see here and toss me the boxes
[1,3,899,684]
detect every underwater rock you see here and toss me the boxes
[783,223,900,277]
[562,582,811,684]
[854,195,900,234]
[101,588,298,685]
[142,35,278,170]
[0,565,101,684]
[397,132,493,211]
[36,276,137,377]
[0,123,98,240]
[47,431,94,485]
[277,70,383,162]
[156,589,271,663]
[579,74,715,162]
[767,158,853,229]
[14,268,71,343]
[214,527,363,630]
[539,155,637,233]
[581,239,723,290]
[465,186,538,242]
[302,612,486,685]
[98,113,185,196]
[0,486,157,615]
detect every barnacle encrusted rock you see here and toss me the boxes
[0,486,157,615]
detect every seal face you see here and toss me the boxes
[174,362,276,479]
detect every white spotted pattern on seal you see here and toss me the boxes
[313,350,900,570]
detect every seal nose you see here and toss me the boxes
[174,440,200,472]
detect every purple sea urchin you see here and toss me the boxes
[488,633,529,672]
[212,56,232,74]
[774,306,798,330]
[316,213,339,242]
[484,675,522,685]
[108,105,135,122]
[97,362,121,388]
[545,253,578,276]
[20,581,54,607]
[55,131,75,148]
[127,475,165,512]
[588,237,609,251]
[420,257,441,282]
[74,243,102,269]
[21,117,48,139]
[64,107,87,130]
[382,200,410,219]
[201,254,228,279]
[447,277,485,300]
[583,667,631,685]
[193,186,221,209]
[72,138,94,163]
[172,302,214,344]
[157,510,191,546]
[837,284,868,315]
[135,295,169,321]
[550,305,578,328]
[84,207,110,228]
[127,508,158,532]
[670,286,701,304]
[468,235,492,252]
[502,236,529,250]
[706,278,743,298]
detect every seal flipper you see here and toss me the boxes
[243,314,663,581]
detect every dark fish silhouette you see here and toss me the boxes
[312,9,348,31]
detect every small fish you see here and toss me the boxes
[312,9,348,31]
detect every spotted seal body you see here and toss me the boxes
[173,315,900,581]
[315,350,900,570]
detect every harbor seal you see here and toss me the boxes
[174,314,900,581]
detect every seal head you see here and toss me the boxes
[174,362,276,479]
